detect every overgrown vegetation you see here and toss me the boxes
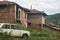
[0,24,60,40]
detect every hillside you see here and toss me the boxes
[45,13,60,25]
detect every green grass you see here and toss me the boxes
[0,25,60,40]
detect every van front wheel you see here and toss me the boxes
[22,34,28,39]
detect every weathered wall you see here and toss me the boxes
[27,14,45,24]
[20,9,27,27]
[27,14,45,29]
[0,5,16,23]
[41,15,45,24]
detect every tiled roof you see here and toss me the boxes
[0,1,16,5]
[30,9,41,13]
[27,9,47,16]
[0,1,30,12]
[0,1,47,16]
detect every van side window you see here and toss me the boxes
[2,25,10,29]
[11,25,19,29]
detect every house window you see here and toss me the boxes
[16,7,18,18]
[28,22,31,26]
[16,8,21,19]
[18,11,20,18]
[25,13,26,18]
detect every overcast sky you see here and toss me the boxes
[1,0,60,15]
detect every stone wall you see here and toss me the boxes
[27,14,45,24]
[0,5,15,23]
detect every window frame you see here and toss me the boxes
[2,24,11,29]
[11,25,19,30]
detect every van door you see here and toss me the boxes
[10,25,20,36]
[2,24,11,35]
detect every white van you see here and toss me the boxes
[0,23,30,39]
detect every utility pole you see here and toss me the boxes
[57,20,59,27]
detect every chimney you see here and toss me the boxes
[3,0,8,1]
[30,5,32,10]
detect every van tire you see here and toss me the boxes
[22,34,28,39]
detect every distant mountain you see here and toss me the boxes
[45,13,60,25]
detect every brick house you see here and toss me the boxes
[27,9,47,28]
[0,1,47,28]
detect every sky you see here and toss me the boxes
[1,0,60,15]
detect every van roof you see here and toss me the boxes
[0,23,16,25]
[0,23,17,28]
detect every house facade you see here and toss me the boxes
[27,9,46,28]
[0,1,47,28]
[0,1,16,23]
